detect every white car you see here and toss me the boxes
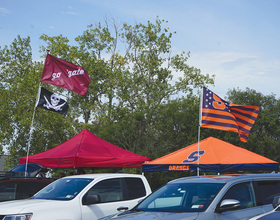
[0,173,152,220]
[249,196,280,220]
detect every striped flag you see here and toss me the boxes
[200,87,259,142]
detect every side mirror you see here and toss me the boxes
[82,194,101,205]
[216,199,240,213]
[273,196,280,209]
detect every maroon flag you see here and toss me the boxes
[41,54,90,96]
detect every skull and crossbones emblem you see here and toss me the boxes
[43,94,67,111]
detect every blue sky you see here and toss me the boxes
[1,0,280,99]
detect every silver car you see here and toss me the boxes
[103,173,280,220]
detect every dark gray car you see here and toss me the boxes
[102,173,280,220]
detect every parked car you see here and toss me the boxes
[0,176,54,202]
[249,196,280,220]
[0,163,53,202]
[102,173,280,220]
[0,173,152,220]
[3,163,48,177]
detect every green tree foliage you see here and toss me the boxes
[0,35,39,166]
[99,95,201,160]
[198,87,280,164]
[0,18,279,187]
[225,88,280,162]
[0,16,215,174]
[0,36,78,168]
[39,18,214,159]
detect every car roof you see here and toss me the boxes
[168,173,280,184]
[62,173,143,180]
[0,177,54,183]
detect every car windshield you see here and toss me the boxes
[135,182,225,212]
[32,178,93,201]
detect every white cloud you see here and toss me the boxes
[187,51,280,98]
[62,5,78,16]
[0,8,9,16]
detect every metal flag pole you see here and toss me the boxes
[197,87,204,176]
[25,83,41,177]
[197,126,201,176]
[25,50,50,176]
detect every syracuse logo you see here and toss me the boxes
[182,150,205,163]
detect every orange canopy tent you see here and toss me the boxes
[142,137,279,173]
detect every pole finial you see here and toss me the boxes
[46,49,50,54]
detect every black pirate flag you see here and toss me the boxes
[36,87,69,115]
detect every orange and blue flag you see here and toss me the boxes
[200,87,259,142]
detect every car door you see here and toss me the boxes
[80,177,147,220]
[216,182,264,220]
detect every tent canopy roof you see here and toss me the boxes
[20,129,150,168]
[142,137,278,173]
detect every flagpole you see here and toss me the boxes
[197,87,203,176]
[197,126,201,176]
[25,83,41,177]
[25,50,49,176]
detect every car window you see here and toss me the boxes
[33,178,93,200]
[0,182,17,201]
[17,181,51,199]
[222,182,256,209]
[87,178,123,203]
[136,182,224,212]
[8,164,45,177]
[253,180,280,206]
[123,177,146,200]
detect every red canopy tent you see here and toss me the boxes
[20,129,150,168]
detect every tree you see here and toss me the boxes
[225,88,280,162]
[0,35,38,167]
[39,17,214,157]
[1,18,214,169]
[0,36,78,169]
